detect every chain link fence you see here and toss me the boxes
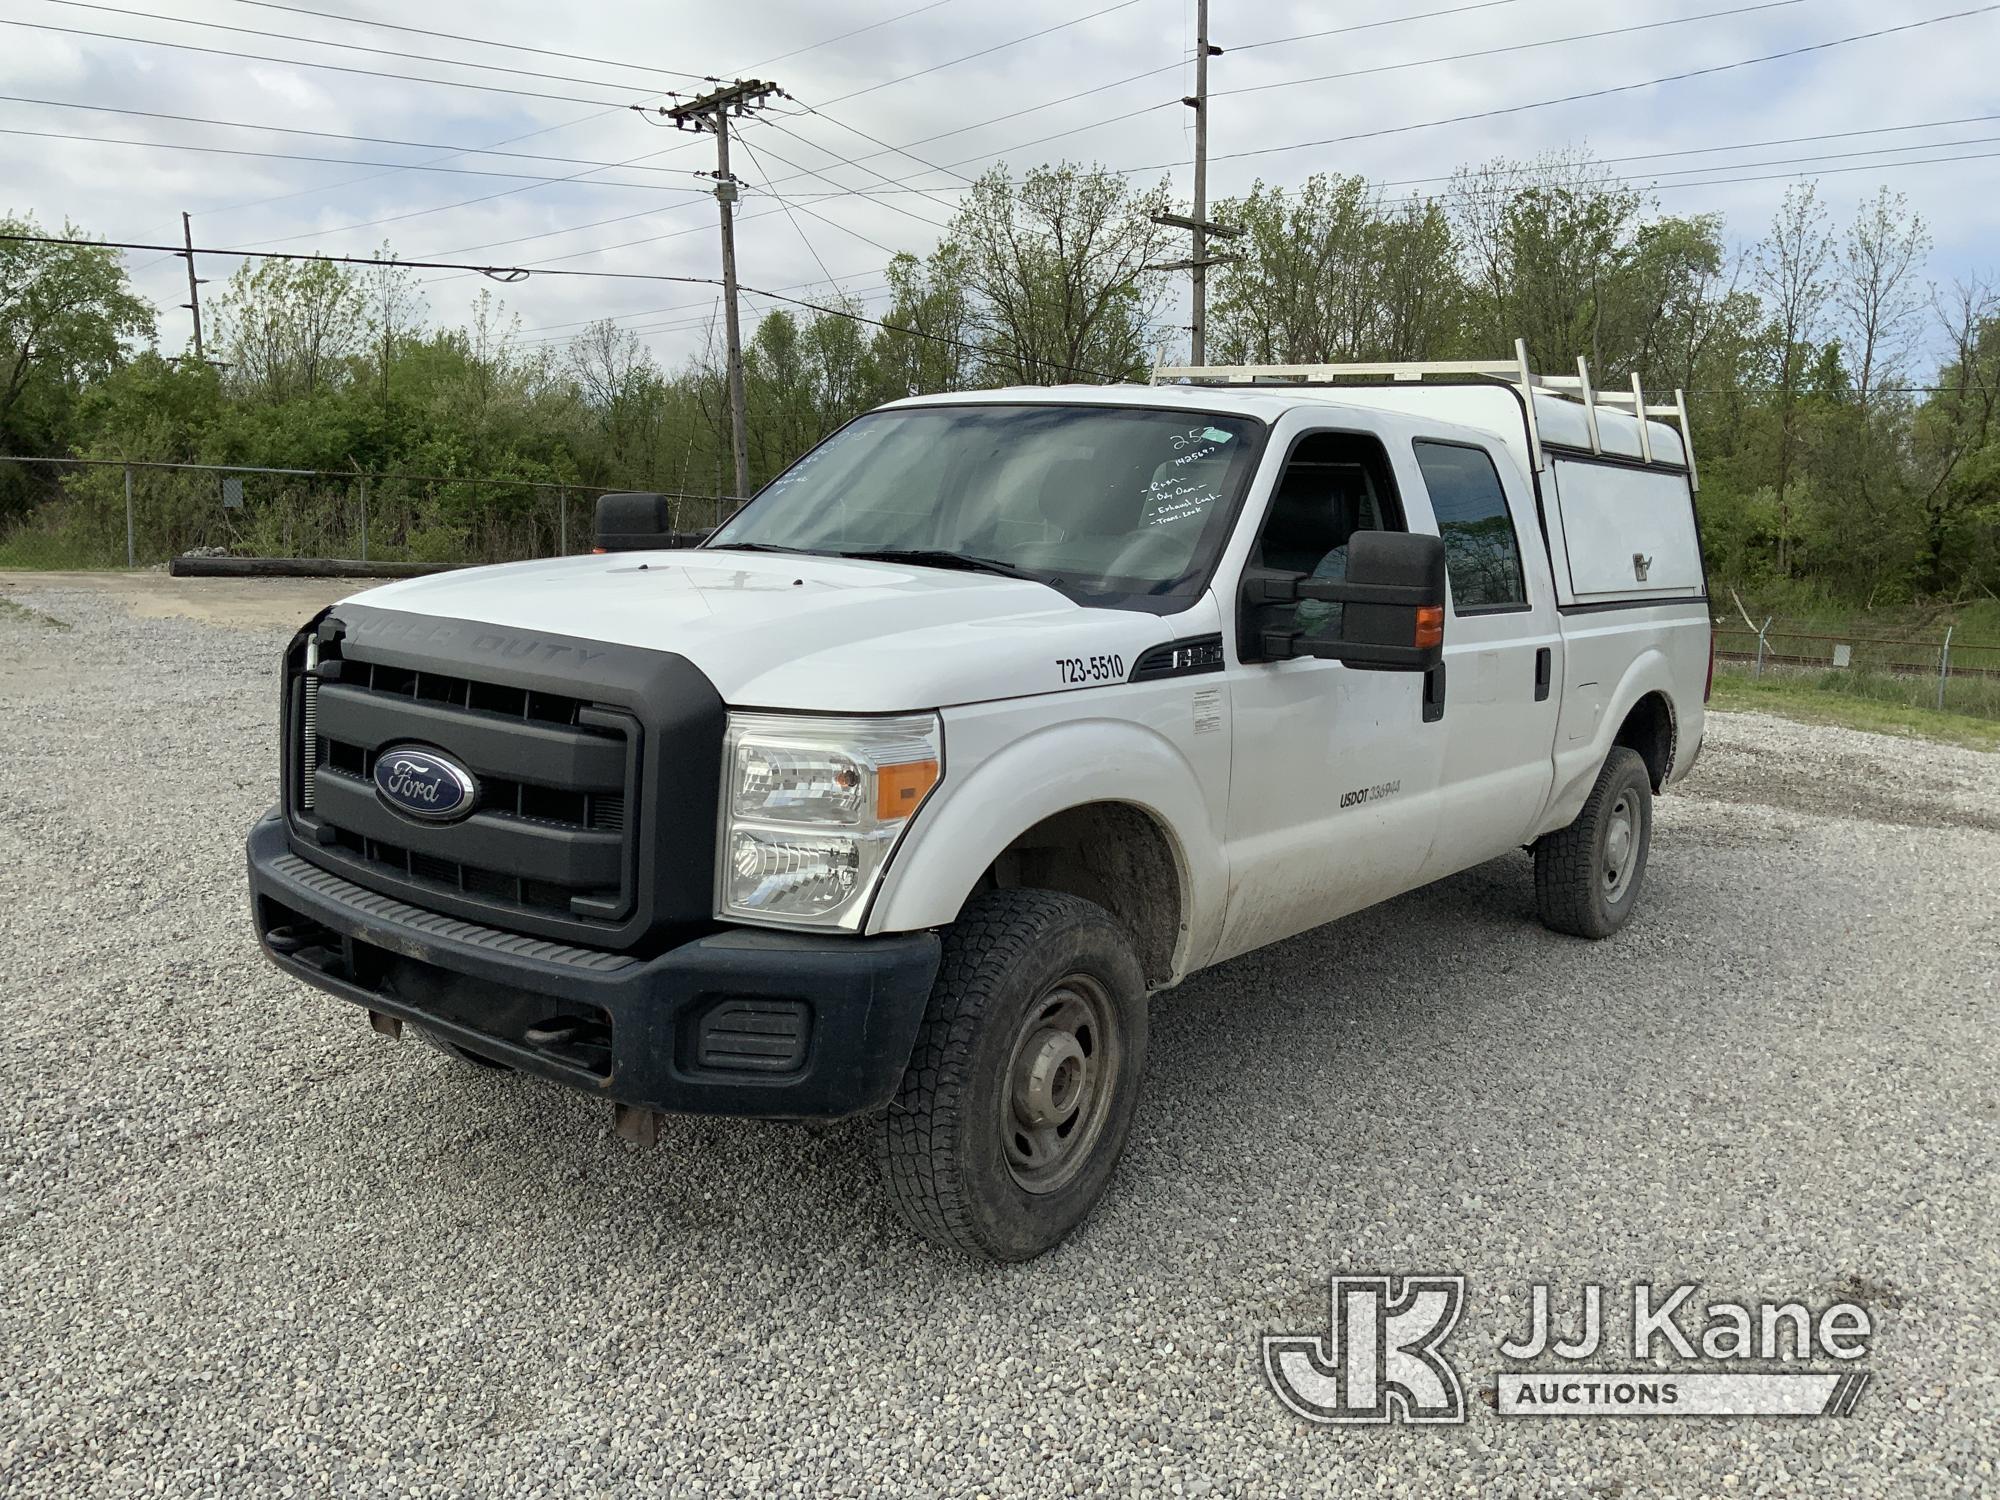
[0,456,740,571]
[1714,615,2000,717]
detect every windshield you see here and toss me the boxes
[706,403,1266,608]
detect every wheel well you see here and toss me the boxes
[1614,691,1676,790]
[974,803,1184,986]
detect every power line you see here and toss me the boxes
[0,92,721,175]
[1228,0,1534,53]
[768,112,2000,199]
[749,0,968,69]
[1209,0,1807,100]
[821,0,1153,106]
[733,133,847,288]
[194,1,970,234]
[0,18,649,110]
[1115,6,2000,175]
[751,123,959,228]
[212,0,711,82]
[0,125,720,191]
[40,0,702,95]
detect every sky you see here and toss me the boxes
[2,0,1996,369]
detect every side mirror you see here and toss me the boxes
[593,492,672,553]
[1243,530,1447,671]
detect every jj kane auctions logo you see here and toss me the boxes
[1264,1277,1875,1423]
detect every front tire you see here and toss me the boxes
[874,890,1148,1261]
[1533,745,1653,939]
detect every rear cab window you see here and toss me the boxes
[1411,440,1529,614]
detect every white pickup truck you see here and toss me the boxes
[247,350,1711,1261]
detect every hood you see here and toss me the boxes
[340,549,1192,711]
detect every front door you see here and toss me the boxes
[1215,426,1446,964]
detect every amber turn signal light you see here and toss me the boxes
[876,758,940,821]
[1414,604,1444,650]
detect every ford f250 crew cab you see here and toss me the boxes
[247,347,1711,1261]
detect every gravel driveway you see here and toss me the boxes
[3,576,1995,1498]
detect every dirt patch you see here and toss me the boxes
[0,571,383,631]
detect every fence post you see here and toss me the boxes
[558,485,566,556]
[123,463,134,568]
[1938,625,1953,712]
[359,476,369,563]
[1754,616,1773,679]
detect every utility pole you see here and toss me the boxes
[1150,2,1238,366]
[180,211,206,362]
[663,80,778,503]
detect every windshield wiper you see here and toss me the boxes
[829,547,1045,581]
[702,541,814,555]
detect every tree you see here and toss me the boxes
[1208,175,1468,363]
[1837,188,1930,410]
[950,163,1174,383]
[212,255,366,404]
[871,245,979,397]
[1751,183,1834,574]
[0,217,153,464]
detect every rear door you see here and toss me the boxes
[1408,438,1563,884]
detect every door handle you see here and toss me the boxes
[1422,663,1446,723]
[1534,647,1552,702]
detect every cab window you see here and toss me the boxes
[1412,440,1527,613]
[1250,431,1405,639]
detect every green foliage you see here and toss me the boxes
[1,153,1996,603]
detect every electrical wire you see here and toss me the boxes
[211,0,712,82]
[0,18,648,110]
[0,125,722,191]
[38,0,702,95]
[732,133,849,287]
[1208,0,1807,101]
[820,0,1153,106]
[1113,5,2000,176]
[0,92,720,175]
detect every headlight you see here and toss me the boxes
[718,712,942,928]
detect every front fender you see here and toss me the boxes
[865,713,1223,979]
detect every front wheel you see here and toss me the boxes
[1533,745,1653,939]
[874,890,1148,1261]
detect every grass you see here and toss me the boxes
[1710,668,2000,751]
[0,595,72,631]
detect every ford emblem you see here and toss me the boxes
[373,744,479,822]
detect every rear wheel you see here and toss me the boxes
[874,890,1147,1261]
[1533,746,1653,939]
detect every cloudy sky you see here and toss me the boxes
[3,0,1996,366]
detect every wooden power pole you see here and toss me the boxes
[665,79,778,504]
[1150,0,1238,365]
[180,211,205,361]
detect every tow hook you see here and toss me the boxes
[613,1103,661,1146]
[367,1010,404,1040]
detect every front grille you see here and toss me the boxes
[290,653,641,933]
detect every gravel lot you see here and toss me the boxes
[3,575,1996,1498]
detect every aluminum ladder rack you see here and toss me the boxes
[1150,338,1699,490]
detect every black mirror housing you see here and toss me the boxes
[1302,530,1447,670]
[594,492,672,552]
[1241,531,1447,670]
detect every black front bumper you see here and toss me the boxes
[247,811,941,1118]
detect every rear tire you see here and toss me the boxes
[874,890,1148,1262]
[1533,746,1653,939]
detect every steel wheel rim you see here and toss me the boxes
[1000,973,1119,1195]
[1603,791,1639,903]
